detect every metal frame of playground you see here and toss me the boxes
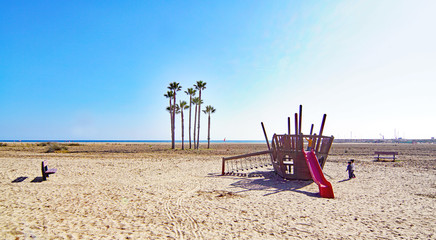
[221,105,335,198]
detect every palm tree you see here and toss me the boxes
[164,91,174,147]
[192,97,199,149]
[184,88,196,149]
[174,104,180,116]
[179,101,189,150]
[203,105,216,149]
[167,82,182,149]
[173,103,181,147]
[194,81,206,149]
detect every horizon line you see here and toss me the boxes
[0,138,434,143]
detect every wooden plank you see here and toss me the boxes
[283,135,290,150]
[320,137,334,154]
[46,169,57,174]
[374,151,398,155]
[222,150,272,161]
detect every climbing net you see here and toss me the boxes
[221,150,272,175]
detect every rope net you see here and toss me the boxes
[222,151,272,175]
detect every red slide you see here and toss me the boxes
[303,150,334,198]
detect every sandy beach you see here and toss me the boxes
[0,142,435,239]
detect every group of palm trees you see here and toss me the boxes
[164,81,216,149]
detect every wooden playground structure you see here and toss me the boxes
[222,105,334,181]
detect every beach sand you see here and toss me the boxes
[1,142,435,239]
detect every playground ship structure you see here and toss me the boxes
[221,105,335,198]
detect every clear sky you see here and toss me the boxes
[1,0,435,140]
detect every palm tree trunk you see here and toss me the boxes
[207,113,211,149]
[171,97,174,149]
[188,96,192,149]
[193,103,197,149]
[196,91,201,149]
[181,110,184,150]
[169,98,174,149]
[172,94,176,149]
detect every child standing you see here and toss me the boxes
[350,159,356,178]
[346,161,353,179]
[305,137,313,151]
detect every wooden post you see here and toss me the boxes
[309,124,315,149]
[315,114,327,152]
[261,122,271,151]
[294,113,298,135]
[222,158,226,175]
[299,105,302,134]
[319,114,326,136]
[312,133,317,149]
[288,117,291,135]
[41,161,46,181]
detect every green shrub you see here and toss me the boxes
[0,143,7,147]
[46,143,68,153]
[66,143,81,146]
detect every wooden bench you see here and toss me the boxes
[41,161,57,181]
[374,151,398,162]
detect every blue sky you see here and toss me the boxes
[1,0,435,140]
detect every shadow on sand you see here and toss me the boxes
[213,171,318,198]
[11,176,46,183]
[337,178,351,183]
[31,177,44,183]
[12,176,28,183]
